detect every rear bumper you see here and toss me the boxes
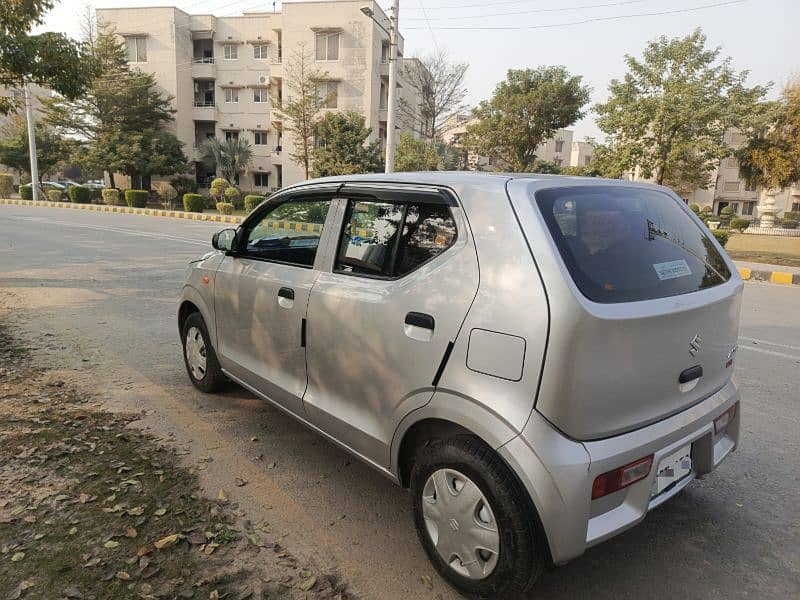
[499,377,740,564]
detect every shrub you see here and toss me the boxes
[689,203,700,214]
[125,189,149,208]
[19,185,33,200]
[782,219,798,230]
[729,218,750,232]
[89,187,102,202]
[210,177,229,200]
[102,188,120,205]
[216,202,234,215]
[154,182,178,209]
[700,205,712,214]
[244,194,264,213]
[783,211,800,223]
[171,175,198,199]
[183,193,205,213]
[0,173,14,198]
[47,189,62,202]
[68,185,91,203]
[711,229,729,247]
[223,186,241,208]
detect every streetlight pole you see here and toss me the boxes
[24,83,40,202]
[384,0,399,173]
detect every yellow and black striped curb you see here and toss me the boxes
[0,198,243,224]
[737,267,800,286]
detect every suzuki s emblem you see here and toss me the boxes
[689,334,703,357]
[448,518,460,532]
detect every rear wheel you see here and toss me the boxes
[410,436,545,598]
[181,312,225,393]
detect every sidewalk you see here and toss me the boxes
[734,261,800,285]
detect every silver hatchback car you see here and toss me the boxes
[179,173,741,597]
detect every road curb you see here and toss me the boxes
[737,267,800,286]
[0,197,244,224]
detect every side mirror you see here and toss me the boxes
[212,228,237,252]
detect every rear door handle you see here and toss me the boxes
[405,312,435,330]
[278,287,295,300]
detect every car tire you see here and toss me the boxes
[410,435,545,598]
[181,312,225,393]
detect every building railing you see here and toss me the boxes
[193,100,215,107]
[193,57,215,64]
[271,55,283,64]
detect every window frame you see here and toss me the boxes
[235,195,334,269]
[315,32,340,61]
[332,193,459,281]
[254,172,269,187]
[253,88,268,103]
[223,44,238,60]
[315,81,338,109]
[253,44,269,60]
[224,88,239,103]
[126,36,147,63]
[253,131,268,145]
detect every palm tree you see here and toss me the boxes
[197,137,253,183]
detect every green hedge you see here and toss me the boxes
[89,187,102,202]
[47,189,62,202]
[0,173,13,198]
[224,186,242,209]
[19,185,33,200]
[125,189,148,208]
[68,185,91,203]
[783,219,798,230]
[712,229,729,247]
[783,211,800,223]
[216,202,234,215]
[244,194,264,213]
[102,188,120,206]
[183,193,205,213]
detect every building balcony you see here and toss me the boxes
[191,58,215,79]
[192,102,216,121]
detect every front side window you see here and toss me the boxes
[253,88,267,103]
[535,186,731,303]
[335,200,457,278]
[224,130,238,141]
[223,44,238,60]
[224,88,239,103]
[126,37,147,62]
[254,172,269,187]
[253,44,269,59]
[254,131,267,145]
[315,82,337,108]
[243,199,331,267]
[315,32,339,61]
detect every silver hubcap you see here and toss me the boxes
[421,468,500,579]
[185,326,207,381]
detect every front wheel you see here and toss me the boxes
[410,436,545,598]
[181,312,225,393]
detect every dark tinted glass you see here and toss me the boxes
[395,204,457,276]
[535,186,731,303]
[244,199,330,267]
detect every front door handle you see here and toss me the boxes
[405,312,435,330]
[278,287,295,300]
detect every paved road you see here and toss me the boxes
[1,205,798,599]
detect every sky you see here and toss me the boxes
[38,0,800,141]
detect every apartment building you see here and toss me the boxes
[570,141,594,169]
[97,1,423,191]
[0,84,47,185]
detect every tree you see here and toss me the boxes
[279,44,329,179]
[311,112,382,177]
[465,67,590,172]
[594,29,769,190]
[0,1,95,115]
[0,117,72,181]
[43,27,177,187]
[197,138,253,184]
[737,81,800,190]
[395,133,439,171]
[401,51,468,142]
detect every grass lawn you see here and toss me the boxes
[725,233,800,268]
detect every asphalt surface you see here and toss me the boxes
[1,205,798,599]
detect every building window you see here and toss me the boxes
[224,88,239,103]
[554,158,563,167]
[125,37,147,63]
[742,201,755,216]
[223,44,238,60]
[254,172,269,187]
[253,44,269,59]
[744,180,758,192]
[792,202,800,212]
[555,140,564,153]
[315,82,338,108]
[315,32,339,61]
[381,41,390,63]
[253,88,267,103]
[225,130,239,141]
[584,155,592,166]
[726,157,739,168]
[254,131,268,145]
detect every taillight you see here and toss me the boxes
[591,455,654,500]
[714,404,736,435]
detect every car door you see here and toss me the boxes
[304,185,480,467]
[214,190,337,416]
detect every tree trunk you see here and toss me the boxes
[108,171,116,189]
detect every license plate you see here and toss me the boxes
[652,444,692,496]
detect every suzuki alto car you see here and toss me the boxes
[179,173,741,597]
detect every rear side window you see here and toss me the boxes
[335,200,457,278]
[535,186,731,303]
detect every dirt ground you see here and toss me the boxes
[0,320,350,600]
[726,233,800,267]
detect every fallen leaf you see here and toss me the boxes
[421,575,433,589]
[116,571,131,581]
[154,508,167,516]
[217,489,229,504]
[188,532,206,545]
[10,552,24,562]
[84,557,102,567]
[299,576,317,591]
[68,526,78,535]
[7,579,34,600]
[235,478,248,487]
[33,533,45,540]
[250,437,259,442]
[103,540,120,549]
[79,493,90,504]
[154,533,180,549]
[125,527,137,538]
[137,544,153,557]
[128,506,145,516]
[62,586,83,599]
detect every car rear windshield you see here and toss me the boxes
[535,186,731,303]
